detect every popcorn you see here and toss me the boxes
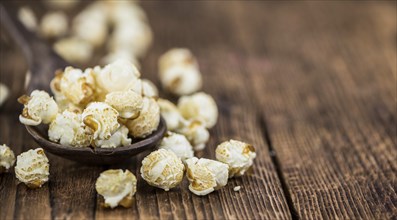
[124,97,159,138]
[18,90,58,126]
[185,157,229,196]
[157,99,185,131]
[160,65,202,96]
[48,110,92,147]
[15,148,50,189]
[18,7,37,31]
[107,1,147,24]
[40,11,68,38]
[215,140,256,177]
[159,132,194,161]
[233,186,241,192]
[105,90,143,119]
[177,120,209,151]
[128,79,159,99]
[0,144,15,173]
[54,38,93,64]
[60,67,96,106]
[158,48,198,74]
[178,92,218,129]
[82,102,119,140]
[0,83,9,107]
[140,149,184,191]
[94,126,131,148]
[101,50,140,69]
[96,169,137,208]
[95,60,140,94]
[50,72,84,114]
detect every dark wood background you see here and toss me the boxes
[1,1,396,219]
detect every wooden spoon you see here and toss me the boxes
[0,3,166,165]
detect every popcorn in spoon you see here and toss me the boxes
[18,90,58,126]
[94,126,131,149]
[105,90,143,119]
[15,148,50,189]
[82,102,119,140]
[0,144,16,173]
[158,131,194,161]
[60,67,96,106]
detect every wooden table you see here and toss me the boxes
[1,1,396,219]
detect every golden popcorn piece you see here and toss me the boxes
[48,110,92,147]
[178,92,218,129]
[157,98,185,131]
[94,126,131,149]
[160,65,202,96]
[82,102,120,140]
[54,38,94,64]
[0,83,9,107]
[40,11,68,38]
[96,169,137,209]
[105,90,143,119]
[140,149,184,191]
[124,97,159,138]
[177,120,210,151]
[15,148,50,189]
[0,144,16,173]
[185,157,229,196]
[18,7,37,31]
[60,67,96,106]
[159,131,194,161]
[18,90,59,126]
[215,140,257,178]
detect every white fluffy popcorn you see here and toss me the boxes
[18,90,58,126]
[18,7,37,31]
[82,102,119,140]
[96,169,137,208]
[185,157,229,196]
[128,79,159,99]
[54,38,93,64]
[0,144,15,173]
[159,132,194,161]
[177,120,209,151]
[101,50,140,69]
[95,59,140,94]
[178,92,218,129]
[15,148,50,189]
[94,126,131,148]
[140,149,184,191]
[215,140,257,178]
[40,11,68,38]
[160,65,202,96]
[157,99,185,131]
[0,83,9,107]
[158,48,198,74]
[48,110,92,147]
[105,90,143,119]
[124,97,160,138]
[60,67,96,105]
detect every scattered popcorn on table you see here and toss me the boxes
[96,169,137,208]
[40,11,68,38]
[105,90,143,119]
[94,126,131,148]
[54,38,93,64]
[15,148,49,189]
[233,186,241,192]
[0,83,9,107]
[18,90,58,126]
[140,149,184,191]
[157,98,185,131]
[0,144,15,173]
[82,102,119,140]
[48,110,92,147]
[178,92,218,129]
[159,131,194,161]
[185,157,229,196]
[60,67,96,106]
[124,97,160,138]
[215,140,257,178]
[177,120,210,151]
[158,48,198,74]
[18,7,37,31]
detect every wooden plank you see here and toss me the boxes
[227,1,397,219]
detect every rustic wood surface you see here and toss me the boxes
[0,1,396,219]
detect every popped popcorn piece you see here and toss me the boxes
[140,149,184,191]
[18,7,37,31]
[60,67,96,105]
[128,79,159,99]
[95,59,140,94]
[215,140,256,178]
[158,48,198,74]
[0,83,9,107]
[177,120,209,151]
[94,126,131,148]
[96,169,137,208]
[178,92,218,129]
[160,64,202,96]
[0,144,15,173]
[159,132,194,161]
[124,97,159,138]
[233,186,241,191]
[50,73,83,114]
[185,157,229,196]
[157,99,185,131]
[101,50,140,69]
[44,0,79,9]
[48,110,92,147]
[15,148,49,189]
[105,90,143,119]
[54,38,93,63]
[82,102,119,140]
[18,90,58,126]
[40,11,68,38]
